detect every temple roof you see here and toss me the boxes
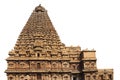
[14,5,65,53]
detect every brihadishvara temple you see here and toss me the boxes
[5,5,113,80]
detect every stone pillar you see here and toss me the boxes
[16,75,19,80]
[71,75,73,80]
[15,61,18,69]
[41,74,43,80]
[42,74,45,80]
[59,74,62,80]
[34,74,37,80]
[48,74,51,80]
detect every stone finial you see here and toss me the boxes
[35,4,45,12]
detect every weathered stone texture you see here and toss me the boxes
[5,5,113,80]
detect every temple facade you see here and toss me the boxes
[5,5,113,80]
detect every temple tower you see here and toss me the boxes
[5,5,113,80]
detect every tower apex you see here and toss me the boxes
[35,4,45,12]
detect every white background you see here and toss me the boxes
[0,0,120,79]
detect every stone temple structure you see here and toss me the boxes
[5,5,113,80]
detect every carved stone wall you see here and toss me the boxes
[5,5,113,80]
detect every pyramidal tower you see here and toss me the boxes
[5,5,113,80]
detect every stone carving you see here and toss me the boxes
[5,5,113,80]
